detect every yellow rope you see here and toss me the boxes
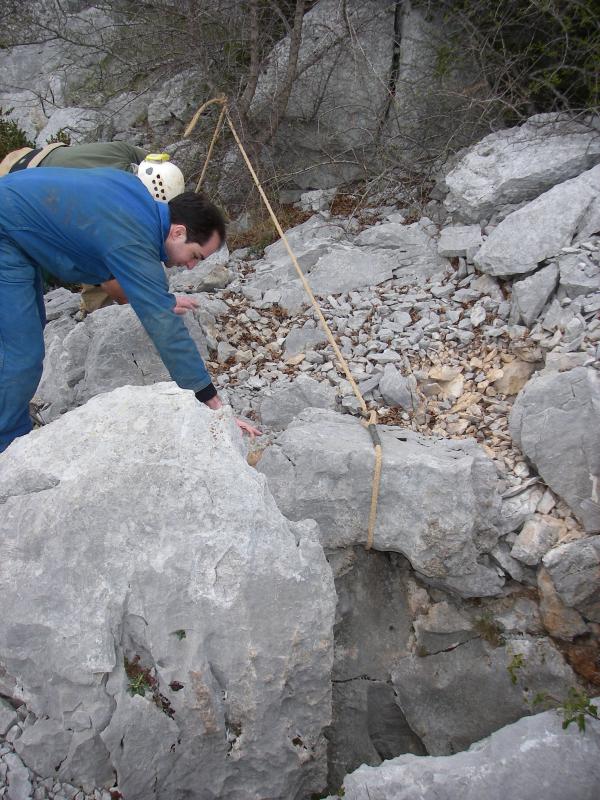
[183,95,227,138]
[185,97,382,549]
[195,103,227,192]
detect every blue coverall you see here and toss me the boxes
[0,167,212,452]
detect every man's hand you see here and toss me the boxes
[203,395,261,437]
[235,419,262,438]
[173,295,199,315]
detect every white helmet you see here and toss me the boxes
[137,153,185,201]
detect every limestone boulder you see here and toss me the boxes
[169,245,231,293]
[259,375,337,431]
[537,567,589,641]
[305,245,397,295]
[391,636,577,756]
[0,8,111,141]
[444,114,600,223]
[334,699,600,800]
[413,601,475,655]
[44,287,81,321]
[557,250,600,298]
[353,219,446,282]
[510,263,559,326]
[510,515,562,566]
[509,367,600,532]
[542,538,600,623]
[326,549,425,789]
[36,303,212,422]
[240,1,478,193]
[0,384,336,799]
[473,164,600,276]
[35,106,111,146]
[257,409,504,597]
[437,225,483,259]
[246,217,445,309]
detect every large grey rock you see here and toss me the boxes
[538,567,589,641]
[248,218,444,304]
[510,515,561,566]
[169,245,231,293]
[444,114,600,223]
[146,68,204,129]
[391,636,577,756]
[558,250,600,298]
[258,409,504,597]
[36,303,210,422]
[0,697,17,736]
[44,288,81,321]
[34,314,80,421]
[240,1,476,194]
[14,719,72,778]
[4,752,32,800]
[511,263,559,326]
[0,384,335,799]
[336,699,600,800]
[378,365,416,411]
[0,8,112,141]
[474,165,600,276]
[474,165,600,275]
[170,263,231,293]
[542,538,600,623]
[305,245,397,295]
[259,375,337,430]
[413,601,475,655]
[35,106,110,146]
[509,367,600,531]
[437,225,483,258]
[354,220,446,281]
[327,549,424,790]
[249,216,348,291]
[247,0,395,188]
[264,215,348,263]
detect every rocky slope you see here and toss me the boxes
[2,114,600,798]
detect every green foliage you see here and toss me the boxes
[559,688,598,733]
[434,44,453,79]
[507,652,525,685]
[125,655,153,697]
[46,128,71,145]
[507,655,598,733]
[446,0,600,117]
[124,655,176,717]
[0,107,33,161]
[474,612,505,648]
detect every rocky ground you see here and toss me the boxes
[2,114,600,799]
[209,224,599,545]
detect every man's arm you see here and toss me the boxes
[104,245,214,394]
[101,277,199,314]
[101,278,128,305]
[104,246,261,436]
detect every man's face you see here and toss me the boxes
[164,226,222,269]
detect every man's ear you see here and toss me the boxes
[167,223,187,241]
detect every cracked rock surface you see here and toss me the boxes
[0,384,335,800]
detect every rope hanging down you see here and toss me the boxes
[185,97,383,550]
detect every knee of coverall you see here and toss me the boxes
[0,362,43,452]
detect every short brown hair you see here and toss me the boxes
[168,191,226,245]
